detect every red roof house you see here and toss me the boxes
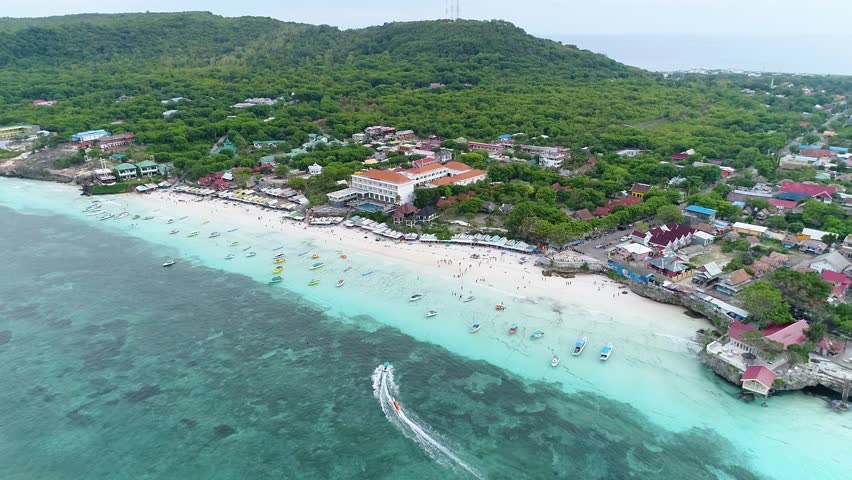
[780,180,836,202]
[594,196,642,216]
[671,152,690,161]
[818,337,845,356]
[763,320,809,348]
[741,365,777,397]
[727,321,758,339]
[797,149,836,159]
[821,270,851,297]
[575,209,594,221]
[768,198,799,210]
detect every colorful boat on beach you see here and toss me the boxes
[426,310,438,318]
[309,262,324,270]
[308,279,319,286]
[187,231,199,237]
[600,343,613,361]
[336,279,345,287]
[573,336,588,356]
[551,355,560,367]
[269,275,283,284]
[273,266,283,274]
[508,324,519,334]
[409,294,423,302]
[530,330,544,339]
[274,258,285,265]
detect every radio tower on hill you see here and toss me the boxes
[445,0,460,20]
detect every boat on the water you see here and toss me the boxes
[274,258,285,265]
[551,355,560,367]
[162,259,176,267]
[273,246,284,251]
[274,253,286,259]
[202,220,210,225]
[308,279,319,286]
[573,336,588,356]
[336,279,345,287]
[243,246,252,252]
[143,216,154,220]
[209,232,220,238]
[463,295,475,303]
[392,398,402,413]
[344,266,352,272]
[470,323,481,333]
[495,303,506,311]
[115,212,129,219]
[340,255,347,259]
[273,266,283,274]
[362,271,374,277]
[167,219,175,224]
[99,213,114,220]
[309,262,324,270]
[187,231,199,237]
[409,294,424,302]
[245,252,256,258]
[169,229,179,235]
[426,310,438,318]
[531,330,544,339]
[311,254,320,259]
[230,241,239,247]
[600,343,613,361]
[224,254,235,260]
[269,276,283,284]
[86,210,103,216]
[508,324,519,334]
[227,228,238,233]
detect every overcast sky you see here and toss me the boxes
[4,0,851,36]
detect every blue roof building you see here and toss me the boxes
[799,144,822,150]
[829,146,849,153]
[685,205,717,217]
[498,134,513,140]
[774,192,811,202]
[72,129,110,143]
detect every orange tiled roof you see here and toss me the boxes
[431,169,487,186]
[443,162,472,172]
[405,163,445,175]
[357,169,413,184]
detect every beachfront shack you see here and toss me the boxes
[740,366,777,398]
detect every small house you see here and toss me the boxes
[692,261,722,285]
[647,254,692,281]
[820,270,851,298]
[684,205,717,224]
[630,183,652,198]
[715,269,753,296]
[416,206,437,223]
[308,163,323,175]
[136,160,158,177]
[731,222,767,236]
[575,209,594,221]
[799,239,828,254]
[809,251,851,274]
[740,366,777,398]
[114,163,138,179]
[611,243,654,262]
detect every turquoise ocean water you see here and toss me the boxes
[0,178,850,479]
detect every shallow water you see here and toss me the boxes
[0,178,850,479]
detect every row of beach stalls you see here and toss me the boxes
[420,233,538,253]
[309,216,345,226]
[173,186,304,211]
[349,217,409,240]
[135,181,170,193]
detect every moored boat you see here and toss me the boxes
[169,229,179,235]
[340,255,347,259]
[274,258,285,264]
[344,266,352,272]
[269,275,283,284]
[167,218,175,224]
[230,241,239,247]
[115,212,129,219]
[426,310,438,318]
[508,324,519,334]
[495,303,506,311]
[551,355,560,367]
[336,279,345,287]
[187,231,199,237]
[308,279,319,286]
[470,323,481,333]
[600,343,613,361]
[531,330,544,339]
[143,216,154,220]
[162,259,176,267]
[243,246,252,251]
[274,253,286,259]
[309,262,324,270]
[573,336,588,356]
[463,295,474,303]
[311,254,320,259]
[273,266,283,274]
[224,254,235,260]
[99,213,114,220]
[409,294,424,302]
[86,210,102,216]
[209,232,220,238]
[227,228,238,233]
[245,252,256,257]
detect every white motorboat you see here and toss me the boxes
[573,336,588,356]
[551,355,560,367]
[600,343,613,361]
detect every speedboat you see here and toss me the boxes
[463,295,474,303]
[273,266,283,274]
[495,303,506,311]
[224,254,235,260]
[336,279,345,287]
[187,231,199,237]
[551,355,560,367]
[162,259,176,267]
[209,232,220,238]
[573,336,588,356]
[274,258,285,265]
[246,252,256,258]
[600,343,613,361]
[470,323,481,333]
[409,294,424,302]
[169,229,179,235]
[392,398,402,413]
[426,310,438,318]
[274,253,286,259]
[311,254,320,259]
[308,279,319,286]
[508,324,519,334]
[230,241,239,247]
[309,262,324,270]
[269,276,283,284]
[531,330,544,339]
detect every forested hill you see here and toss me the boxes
[0,12,635,80]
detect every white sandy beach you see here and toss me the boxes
[136,190,709,339]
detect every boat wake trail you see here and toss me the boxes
[372,364,483,479]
